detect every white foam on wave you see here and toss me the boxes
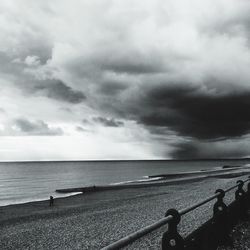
[111,176,164,185]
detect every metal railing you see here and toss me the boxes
[101,177,250,250]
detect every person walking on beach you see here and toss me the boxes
[49,196,54,207]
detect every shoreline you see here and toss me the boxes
[0,191,83,209]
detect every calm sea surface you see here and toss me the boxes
[1,159,250,206]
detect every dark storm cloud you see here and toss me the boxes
[171,140,250,159]
[203,8,250,40]
[0,52,85,104]
[137,84,250,140]
[0,52,24,75]
[13,118,63,136]
[35,80,86,104]
[0,37,51,70]
[17,38,52,65]
[101,57,163,75]
[98,81,128,95]
[92,116,124,127]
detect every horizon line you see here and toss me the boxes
[1,157,250,163]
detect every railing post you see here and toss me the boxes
[212,189,231,246]
[213,189,227,215]
[162,209,184,250]
[198,190,228,250]
[248,178,250,193]
[235,180,245,200]
[235,180,247,219]
[247,177,250,208]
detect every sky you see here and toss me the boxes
[1,0,250,161]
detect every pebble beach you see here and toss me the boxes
[1,172,250,250]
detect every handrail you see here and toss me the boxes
[101,177,250,250]
[179,193,219,216]
[224,183,239,193]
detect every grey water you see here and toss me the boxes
[1,159,250,206]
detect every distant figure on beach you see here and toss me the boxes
[50,196,54,207]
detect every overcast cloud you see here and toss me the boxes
[1,0,250,160]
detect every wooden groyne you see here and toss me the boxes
[56,176,206,193]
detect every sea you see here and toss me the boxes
[1,159,250,206]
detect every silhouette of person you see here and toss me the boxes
[50,196,54,207]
